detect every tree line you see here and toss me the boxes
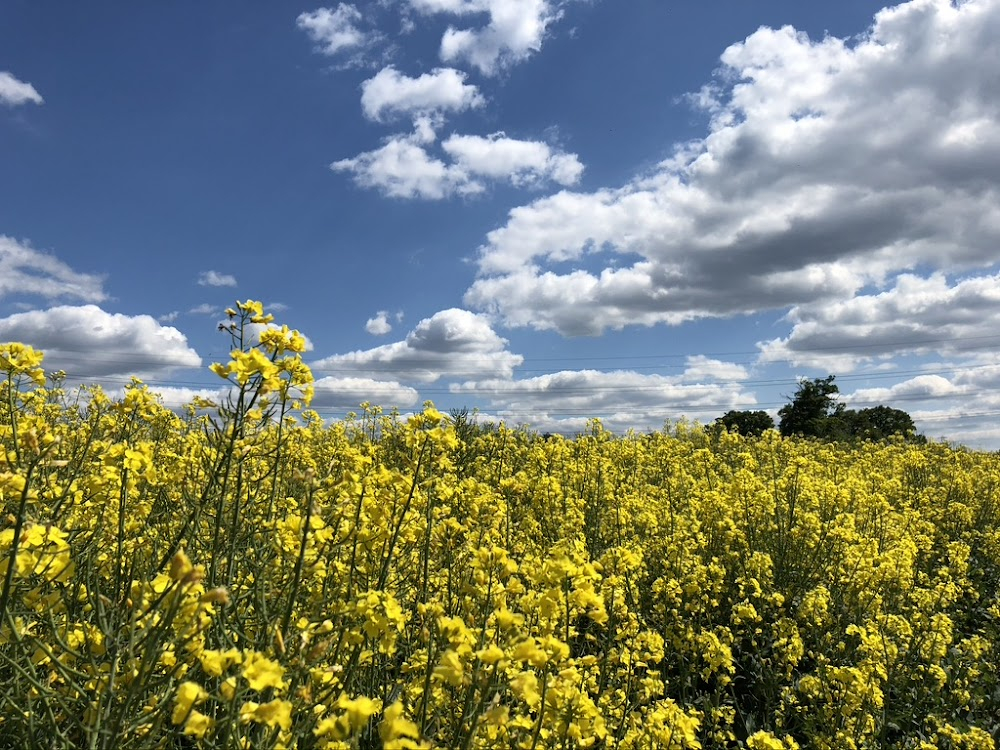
[716,375,925,442]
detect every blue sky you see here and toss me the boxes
[3,0,1000,446]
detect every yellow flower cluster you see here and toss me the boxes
[1,303,999,748]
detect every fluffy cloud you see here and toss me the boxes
[312,307,523,383]
[0,305,201,379]
[451,366,757,433]
[333,124,583,199]
[408,0,565,75]
[365,310,393,335]
[311,376,420,410]
[361,66,483,122]
[442,133,583,187]
[0,236,105,303]
[680,355,750,383]
[845,374,966,406]
[297,4,373,56]
[332,128,474,199]
[197,270,237,287]
[835,359,1000,448]
[0,71,43,106]
[758,272,1000,370]
[466,0,1000,335]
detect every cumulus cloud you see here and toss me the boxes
[0,305,201,379]
[758,272,1000,370]
[451,368,757,432]
[680,355,750,383]
[297,4,373,56]
[0,71,43,106]
[365,310,393,335]
[442,132,583,187]
[312,307,523,382]
[332,127,474,199]
[311,376,420,410]
[834,359,1000,448]
[408,0,566,75]
[465,0,1000,335]
[845,374,966,406]
[361,66,483,122]
[333,124,584,199]
[0,236,105,303]
[197,270,238,287]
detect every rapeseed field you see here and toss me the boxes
[2,302,998,749]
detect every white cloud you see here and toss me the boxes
[680,355,750,383]
[0,236,105,303]
[311,376,420,409]
[442,132,583,187]
[0,305,201,380]
[297,4,372,56]
[197,270,238,287]
[758,272,1000,370]
[846,374,965,405]
[465,0,1000,335]
[158,311,180,323]
[334,124,584,199]
[450,368,757,432]
[0,71,43,106]
[361,66,483,122]
[408,0,565,75]
[835,359,1000,448]
[188,303,217,315]
[332,128,475,199]
[365,310,393,335]
[312,307,523,383]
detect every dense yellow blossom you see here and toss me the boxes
[1,304,999,748]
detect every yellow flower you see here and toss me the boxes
[380,701,423,748]
[0,342,45,385]
[477,644,505,665]
[240,699,293,731]
[199,648,242,677]
[168,550,194,582]
[336,695,381,732]
[172,681,207,726]
[433,649,465,686]
[747,731,789,750]
[183,710,214,739]
[241,651,286,691]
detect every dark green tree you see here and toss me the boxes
[716,410,775,437]
[777,377,924,442]
[778,376,842,438]
[840,405,924,442]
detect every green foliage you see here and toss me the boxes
[778,375,841,438]
[839,405,924,443]
[777,377,924,443]
[716,410,776,437]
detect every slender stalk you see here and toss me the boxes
[0,462,35,630]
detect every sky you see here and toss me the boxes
[2,0,1000,447]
